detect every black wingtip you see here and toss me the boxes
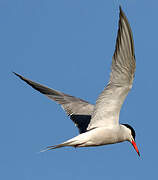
[13,71,20,77]
[12,71,17,75]
[13,71,26,81]
[119,6,128,22]
[119,5,124,17]
[119,5,122,11]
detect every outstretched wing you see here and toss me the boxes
[88,7,136,130]
[13,72,94,133]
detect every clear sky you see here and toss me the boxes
[1,0,157,179]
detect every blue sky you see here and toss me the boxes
[1,0,158,179]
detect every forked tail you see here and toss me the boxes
[40,132,89,152]
[40,140,81,152]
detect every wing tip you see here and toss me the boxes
[119,6,127,22]
[118,5,135,57]
[119,5,122,12]
[13,71,24,80]
[13,71,19,77]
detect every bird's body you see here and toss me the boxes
[14,6,140,156]
[50,125,130,149]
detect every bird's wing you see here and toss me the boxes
[87,7,136,130]
[13,72,94,133]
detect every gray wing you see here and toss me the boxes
[87,7,136,130]
[13,72,94,133]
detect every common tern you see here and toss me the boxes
[14,7,140,156]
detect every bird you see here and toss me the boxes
[14,6,140,157]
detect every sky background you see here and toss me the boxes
[1,0,158,179]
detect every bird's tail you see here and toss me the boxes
[40,139,82,152]
[40,132,89,152]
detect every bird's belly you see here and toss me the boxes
[78,127,123,147]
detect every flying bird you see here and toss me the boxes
[14,7,140,156]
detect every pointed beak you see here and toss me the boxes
[131,140,140,157]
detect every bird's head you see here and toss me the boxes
[122,124,140,157]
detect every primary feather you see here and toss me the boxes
[87,7,136,130]
[13,72,94,133]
